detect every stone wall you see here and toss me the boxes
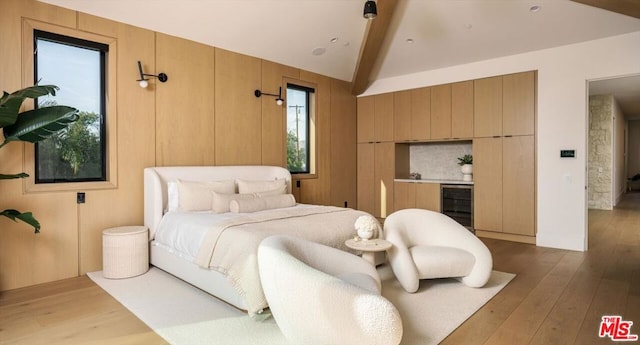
[588,95,613,210]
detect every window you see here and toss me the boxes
[286,84,315,174]
[33,30,108,183]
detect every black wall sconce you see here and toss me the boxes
[137,61,168,88]
[254,87,284,106]
[363,0,377,19]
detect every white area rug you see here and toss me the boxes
[88,266,514,345]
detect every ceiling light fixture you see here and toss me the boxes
[254,87,284,106]
[137,61,168,88]
[529,5,541,12]
[363,0,377,19]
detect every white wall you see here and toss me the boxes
[614,99,625,205]
[362,31,640,251]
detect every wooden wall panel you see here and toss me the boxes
[330,79,357,208]
[1,0,360,290]
[0,0,79,290]
[214,49,262,165]
[297,70,331,205]
[261,61,299,167]
[76,18,157,274]
[156,34,216,166]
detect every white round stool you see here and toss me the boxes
[102,226,149,279]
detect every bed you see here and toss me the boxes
[144,165,378,316]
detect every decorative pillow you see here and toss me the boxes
[237,178,287,194]
[254,184,287,197]
[230,194,296,213]
[212,192,256,213]
[177,179,235,212]
[166,181,179,212]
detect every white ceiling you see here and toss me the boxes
[38,0,640,115]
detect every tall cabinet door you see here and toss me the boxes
[430,84,452,140]
[411,87,431,140]
[357,143,375,215]
[393,90,412,141]
[474,76,503,137]
[374,93,394,142]
[451,81,474,139]
[473,137,503,232]
[503,136,535,236]
[503,71,535,136]
[357,97,374,143]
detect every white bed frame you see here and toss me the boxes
[144,165,292,311]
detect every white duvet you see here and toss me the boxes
[152,204,377,315]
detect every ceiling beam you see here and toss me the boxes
[570,0,640,19]
[351,0,399,96]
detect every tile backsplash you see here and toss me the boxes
[410,141,472,180]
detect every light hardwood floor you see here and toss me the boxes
[1,192,639,345]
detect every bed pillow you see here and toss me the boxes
[254,184,287,197]
[166,181,179,212]
[237,178,287,194]
[212,192,256,213]
[177,179,236,212]
[229,194,296,213]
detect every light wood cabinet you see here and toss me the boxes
[394,182,441,212]
[474,76,503,138]
[394,87,430,141]
[473,137,503,232]
[416,183,441,212]
[375,93,394,142]
[357,96,374,143]
[357,142,395,218]
[503,135,535,236]
[358,93,394,143]
[474,136,535,237]
[451,81,474,139]
[430,84,452,140]
[503,71,535,136]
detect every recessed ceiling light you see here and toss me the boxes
[464,23,473,30]
[405,38,414,44]
[330,37,339,43]
[529,5,541,12]
[311,47,326,56]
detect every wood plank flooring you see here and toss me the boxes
[1,192,639,345]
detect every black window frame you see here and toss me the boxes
[33,29,108,184]
[286,83,315,175]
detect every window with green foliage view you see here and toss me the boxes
[286,84,314,174]
[34,30,107,183]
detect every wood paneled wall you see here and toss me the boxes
[0,0,356,291]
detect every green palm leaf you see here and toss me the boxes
[0,173,29,179]
[0,85,59,127]
[0,209,41,233]
[1,106,79,148]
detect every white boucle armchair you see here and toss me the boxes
[384,209,493,293]
[258,235,403,345]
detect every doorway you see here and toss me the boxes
[586,73,640,248]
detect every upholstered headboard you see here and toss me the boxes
[144,165,292,239]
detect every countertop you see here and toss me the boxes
[394,178,474,185]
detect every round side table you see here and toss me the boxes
[345,238,392,265]
[102,226,149,279]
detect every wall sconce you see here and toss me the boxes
[363,0,377,19]
[254,87,284,106]
[137,61,168,88]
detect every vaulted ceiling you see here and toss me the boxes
[38,0,640,114]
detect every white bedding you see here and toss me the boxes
[153,204,321,262]
[144,166,379,316]
[152,203,374,315]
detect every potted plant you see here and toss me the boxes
[1,85,78,233]
[457,154,473,181]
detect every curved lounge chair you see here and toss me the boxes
[258,235,403,345]
[384,209,493,293]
